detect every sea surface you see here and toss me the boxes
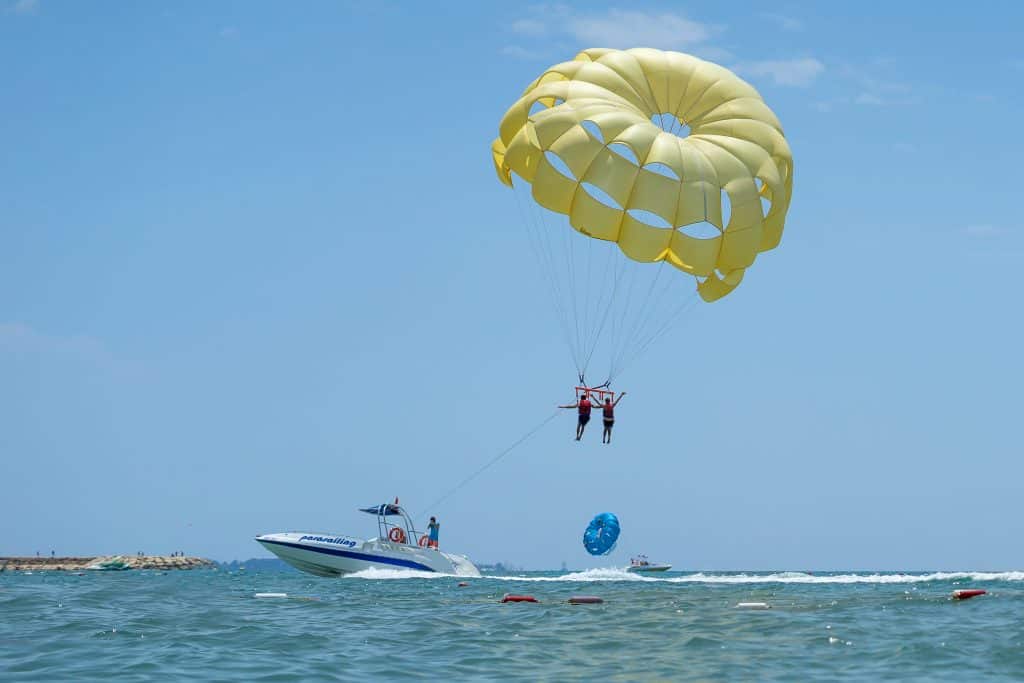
[3,567,1024,681]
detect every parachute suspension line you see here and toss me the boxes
[606,254,640,380]
[609,290,700,383]
[581,227,595,373]
[542,198,587,373]
[530,200,579,367]
[415,409,561,516]
[575,226,592,376]
[513,181,581,377]
[563,211,584,368]
[608,261,667,382]
[614,262,679,378]
[580,242,626,377]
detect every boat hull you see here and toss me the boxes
[626,564,672,573]
[256,532,480,577]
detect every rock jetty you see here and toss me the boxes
[0,555,215,572]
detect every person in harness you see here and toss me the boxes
[559,392,594,441]
[600,392,626,444]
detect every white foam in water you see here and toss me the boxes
[478,569,1024,584]
[662,571,1024,584]
[337,567,1024,584]
[486,567,651,582]
[344,567,451,580]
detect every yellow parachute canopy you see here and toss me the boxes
[492,48,793,302]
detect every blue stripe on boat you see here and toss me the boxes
[259,539,437,572]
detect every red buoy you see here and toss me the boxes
[501,594,538,603]
[568,595,603,604]
[952,589,987,600]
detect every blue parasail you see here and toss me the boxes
[583,512,620,556]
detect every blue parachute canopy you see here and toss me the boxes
[582,512,620,556]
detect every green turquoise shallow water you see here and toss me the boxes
[3,567,1023,681]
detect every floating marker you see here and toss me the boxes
[254,592,288,598]
[568,595,603,604]
[501,594,538,603]
[458,582,469,587]
[736,602,771,610]
[952,589,986,600]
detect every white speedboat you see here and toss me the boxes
[256,502,480,577]
[626,555,672,573]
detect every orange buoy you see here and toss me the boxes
[952,589,986,600]
[568,595,603,604]
[501,594,538,603]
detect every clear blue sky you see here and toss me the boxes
[2,1,1022,570]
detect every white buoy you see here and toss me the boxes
[254,592,288,598]
[735,602,771,610]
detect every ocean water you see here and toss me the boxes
[3,567,1024,681]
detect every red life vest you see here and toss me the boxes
[603,403,614,419]
[578,398,592,416]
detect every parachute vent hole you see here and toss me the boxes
[581,120,605,143]
[642,163,680,180]
[528,97,564,117]
[608,143,639,165]
[581,182,623,210]
[544,151,576,180]
[774,158,790,184]
[627,209,672,229]
[721,190,732,229]
[678,221,721,240]
[757,176,774,217]
[650,112,690,137]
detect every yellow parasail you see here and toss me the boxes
[492,48,793,302]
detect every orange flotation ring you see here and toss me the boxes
[388,527,406,544]
[418,535,431,547]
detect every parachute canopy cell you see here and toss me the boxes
[583,512,621,556]
[492,47,793,302]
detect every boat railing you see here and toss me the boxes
[377,506,429,547]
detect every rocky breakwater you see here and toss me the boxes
[0,555,216,572]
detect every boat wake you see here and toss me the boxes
[480,569,1024,584]
[486,567,650,582]
[344,567,451,580]
[340,567,1024,583]
[662,571,1024,584]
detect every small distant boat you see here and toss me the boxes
[626,555,671,573]
[86,558,130,571]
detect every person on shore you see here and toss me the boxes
[600,392,626,444]
[427,517,440,549]
[559,392,594,441]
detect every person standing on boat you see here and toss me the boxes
[559,392,594,441]
[600,392,626,444]
[427,517,440,549]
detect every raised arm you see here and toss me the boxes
[558,401,578,409]
[612,391,626,407]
